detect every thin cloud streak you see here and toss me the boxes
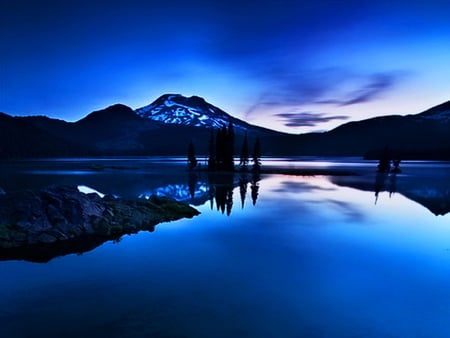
[317,73,401,106]
[245,69,406,123]
[275,112,349,127]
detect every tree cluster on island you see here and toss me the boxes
[187,122,261,173]
[377,146,401,173]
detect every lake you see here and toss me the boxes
[1,157,450,337]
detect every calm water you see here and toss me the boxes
[1,158,450,337]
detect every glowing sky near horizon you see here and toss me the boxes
[1,0,450,133]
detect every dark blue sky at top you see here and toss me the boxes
[1,0,450,132]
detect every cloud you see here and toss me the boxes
[317,73,399,106]
[244,68,406,121]
[275,112,349,127]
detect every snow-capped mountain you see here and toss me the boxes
[135,94,248,130]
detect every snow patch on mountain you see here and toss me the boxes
[135,94,246,130]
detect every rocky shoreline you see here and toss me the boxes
[0,185,199,257]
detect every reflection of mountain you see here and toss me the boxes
[0,236,124,263]
[139,181,210,205]
[331,173,450,216]
[138,172,261,216]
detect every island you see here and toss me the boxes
[0,185,199,262]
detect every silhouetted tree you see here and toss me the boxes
[188,173,197,200]
[212,122,235,172]
[216,127,226,170]
[239,133,249,172]
[252,137,261,172]
[187,140,197,170]
[224,121,235,172]
[391,159,401,173]
[377,146,391,173]
[207,130,216,171]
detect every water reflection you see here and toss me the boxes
[2,173,450,337]
[2,166,449,264]
[332,167,450,216]
[239,174,248,209]
[139,172,261,216]
[3,158,448,218]
[374,172,398,204]
[205,172,260,215]
[251,172,260,206]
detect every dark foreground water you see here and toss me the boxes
[1,158,450,337]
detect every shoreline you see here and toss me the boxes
[0,185,200,262]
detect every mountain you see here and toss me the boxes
[0,102,266,158]
[136,94,450,159]
[135,94,298,155]
[416,100,450,121]
[136,94,248,130]
[0,113,82,157]
[292,100,450,159]
[0,95,449,159]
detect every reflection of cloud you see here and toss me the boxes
[305,198,364,222]
[275,112,349,127]
[324,199,365,222]
[272,181,337,193]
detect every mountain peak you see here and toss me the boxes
[77,104,140,125]
[135,94,239,129]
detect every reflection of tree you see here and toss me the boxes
[226,187,233,216]
[374,173,386,204]
[188,172,198,200]
[210,174,234,216]
[207,173,216,210]
[251,172,260,206]
[374,171,399,204]
[374,169,399,204]
[389,173,397,197]
[203,172,261,215]
[239,174,248,209]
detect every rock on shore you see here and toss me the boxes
[0,185,199,249]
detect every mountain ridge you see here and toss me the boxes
[0,95,449,159]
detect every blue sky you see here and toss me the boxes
[1,0,449,133]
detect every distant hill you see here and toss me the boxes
[294,100,450,159]
[0,95,449,159]
[0,113,82,157]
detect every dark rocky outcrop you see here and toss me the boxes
[0,186,199,261]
